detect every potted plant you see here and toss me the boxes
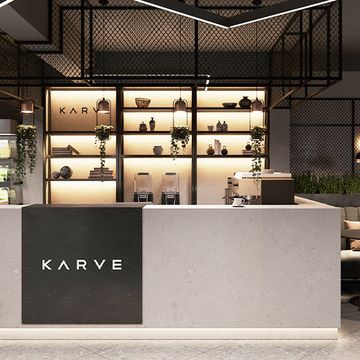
[294,173,360,207]
[16,124,37,181]
[249,126,265,183]
[95,124,113,174]
[170,126,190,159]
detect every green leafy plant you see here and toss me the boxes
[16,124,37,180]
[170,126,190,159]
[294,173,360,194]
[95,125,113,173]
[249,126,265,183]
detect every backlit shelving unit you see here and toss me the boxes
[46,87,268,205]
[45,89,117,204]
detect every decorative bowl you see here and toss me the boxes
[135,98,151,109]
[222,102,237,109]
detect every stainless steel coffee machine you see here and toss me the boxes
[231,171,294,205]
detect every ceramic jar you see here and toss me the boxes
[139,122,147,132]
[153,146,163,156]
[239,96,251,109]
[222,121,228,132]
[216,121,222,132]
[207,144,215,156]
[59,166,73,179]
[221,146,228,156]
[149,117,156,132]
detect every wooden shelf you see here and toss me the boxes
[197,155,267,158]
[47,131,116,136]
[197,107,251,112]
[47,155,116,159]
[47,178,116,182]
[123,107,191,112]
[123,155,192,158]
[197,131,251,135]
[123,131,173,135]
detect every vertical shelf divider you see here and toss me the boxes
[192,85,197,205]
[117,87,124,202]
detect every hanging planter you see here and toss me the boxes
[170,126,190,159]
[95,124,113,174]
[16,124,37,181]
[249,126,265,184]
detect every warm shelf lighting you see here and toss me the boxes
[20,99,34,114]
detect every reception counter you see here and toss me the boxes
[0,198,340,339]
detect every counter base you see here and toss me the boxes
[0,328,338,340]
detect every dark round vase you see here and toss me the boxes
[207,145,215,156]
[52,171,60,179]
[60,166,73,179]
[221,146,228,156]
[245,143,252,151]
[239,96,251,109]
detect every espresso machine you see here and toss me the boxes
[133,172,153,202]
[231,171,294,205]
[161,172,180,205]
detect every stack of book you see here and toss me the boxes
[88,167,114,180]
[52,145,80,156]
[242,149,256,156]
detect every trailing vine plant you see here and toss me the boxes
[250,126,265,185]
[16,124,37,181]
[170,126,190,159]
[95,124,113,175]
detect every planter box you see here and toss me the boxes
[298,194,360,207]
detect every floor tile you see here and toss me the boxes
[180,340,234,354]
[305,332,360,360]
[0,340,102,360]
[75,340,203,360]
[205,340,332,360]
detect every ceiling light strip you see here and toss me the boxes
[134,0,337,29]
[0,0,15,8]
[134,0,228,28]
[228,0,337,28]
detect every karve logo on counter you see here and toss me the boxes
[41,259,123,271]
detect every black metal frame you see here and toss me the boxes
[290,97,360,176]
[0,0,342,110]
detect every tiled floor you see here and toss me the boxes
[0,298,359,360]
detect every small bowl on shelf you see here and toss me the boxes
[222,102,237,109]
[135,98,151,109]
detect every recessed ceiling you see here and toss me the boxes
[133,0,337,28]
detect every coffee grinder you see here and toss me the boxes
[161,172,180,205]
[133,172,153,202]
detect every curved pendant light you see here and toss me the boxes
[20,99,34,114]
[251,98,263,114]
[174,98,187,113]
[96,0,111,118]
[251,0,264,119]
[173,14,188,126]
[97,97,111,114]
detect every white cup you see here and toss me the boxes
[232,197,246,207]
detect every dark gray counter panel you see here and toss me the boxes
[22,204,144,325]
